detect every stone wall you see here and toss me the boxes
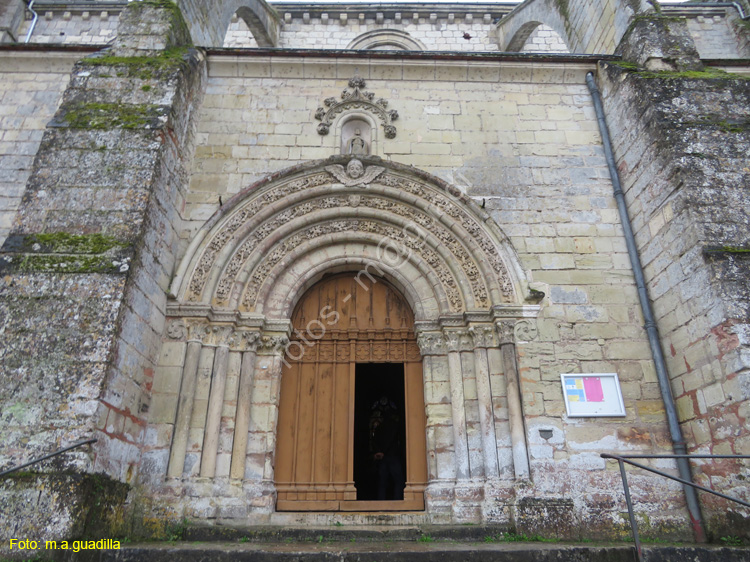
[1,0,749,546]
[0,51,76,247]
[140,52,694,538]
[520,24,569,53]
[12,1,748,58]
[598,58,750,538]
[496,0,651,54]
[18,9,119,45]
[684,10,749,60]
[0,0,25,43]
[274,10,501,51]
[0,1,207,554]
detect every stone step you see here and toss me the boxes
[55,542,750,562]
[182,524,513,543]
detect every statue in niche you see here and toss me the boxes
[348,128,369,155]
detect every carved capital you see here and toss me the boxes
[468,324,496,348]
[257,333,290,355]
[443,329,473,352]
[186,321,210,343]
[204,325,235,347]
[495,321,515,345]
[229,329,261,352]
[416,331,446,356]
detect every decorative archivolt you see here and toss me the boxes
[171,156,530,322]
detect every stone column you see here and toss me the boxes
[417,330,454,518]
[262,348,286,484]
[252,333,289,512]
[168,323,207,478]
[497,321,530,480]
[229,331,260,480]
[469,324,500,480]
[443,330,471,481]
[200,327,234,478]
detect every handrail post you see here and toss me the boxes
[618,459,642,562]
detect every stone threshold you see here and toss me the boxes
[182,524,513,543]
[55,542,750,562]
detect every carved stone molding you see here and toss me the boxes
[239,218,464,312]
[177,159,523,319]
[187,172,332,300]
[229,329,261,352]
[443,329,474,353]
[257,333,290,355]
[165,319,262,351]
[495,321,515,346]
[325,159,385,187]
[166,319,187,340]
[315,75,399,138]
[513,319,539,342]
[379,173,514,299]
[203,325,236,347]
[416,331,446,356]
[212,193,488,312]
[468,324,496,348]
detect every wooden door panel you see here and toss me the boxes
[275,274,425,511]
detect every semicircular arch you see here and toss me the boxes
[347,29,426,51]
[171,157,531,324]
[506,21,570,53]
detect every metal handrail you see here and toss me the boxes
[0,439,97,478]
[602,453,750,562]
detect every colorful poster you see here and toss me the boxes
[560,373,625,417]
[565,378,585,402]
[582,377,604,402]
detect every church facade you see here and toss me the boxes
[0,0,749,549]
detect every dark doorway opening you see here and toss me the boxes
[353,363,407,501]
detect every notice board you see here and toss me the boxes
[561,373,626,417]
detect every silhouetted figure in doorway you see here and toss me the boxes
[369,395,404,500]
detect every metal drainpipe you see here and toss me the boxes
[585,71,707,543]
[24,0,38,44]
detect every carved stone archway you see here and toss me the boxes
[158,156,541,522]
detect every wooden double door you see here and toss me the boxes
[275,274,427,511]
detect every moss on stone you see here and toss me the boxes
[0,233,132,274]
[717,246,750,253]
[715,120,749,133]
[609,60,639,70]
[14,254,125,274]
[703,245,750,256]
[62,102,165,130]
[553,0,571,31]
[608,61,750,81]
[27,232,127,254]
[129,0,184,20]
[82,47,191,79]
